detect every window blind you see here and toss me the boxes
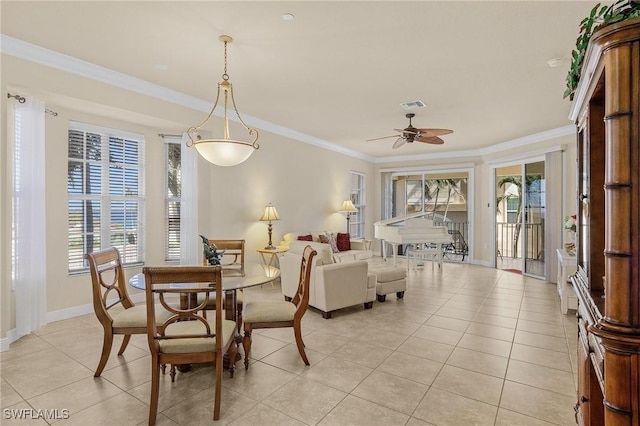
[68,122,145,272]
[165,138,181,261]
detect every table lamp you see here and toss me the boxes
[260,203,280,250]
[338,199,358,233]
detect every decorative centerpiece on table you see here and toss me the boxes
[564,214,577,255]
[200,235,225,265]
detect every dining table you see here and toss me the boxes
[128,263,280,372]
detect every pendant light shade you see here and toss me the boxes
[187,35,259,167]
[193,139,256,167]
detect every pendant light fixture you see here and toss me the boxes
[186,35,259,166]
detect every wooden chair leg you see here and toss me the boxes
[293,321,309,366]
[149,355,161,426]
[213,350,223,420]
[236,304,243,334]
[169,364,176,382]
[117,334,131,355]
[227,342,237,378]
[95,330,114,377]
[242,325,252,370]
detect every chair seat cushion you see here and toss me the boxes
[159,319,237,354]
[112,304,172,328]
[243,301,296,323]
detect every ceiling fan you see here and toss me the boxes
[367,113,453,149]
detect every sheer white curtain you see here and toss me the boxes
[545,150,563,282]
[180,132,199,265]
[12,95,47,336]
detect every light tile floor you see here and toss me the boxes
[1,260,578,425]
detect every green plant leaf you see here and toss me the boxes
[565,0,640,101]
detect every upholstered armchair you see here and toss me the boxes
[280,241,376,318]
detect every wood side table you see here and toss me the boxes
[257,247,288,286]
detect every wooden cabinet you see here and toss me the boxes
[569,18,640,426]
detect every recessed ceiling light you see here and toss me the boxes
[547,57,565,68]
[154,64,168,71]
[282,13,294,21]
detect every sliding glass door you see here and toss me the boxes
[494,161,545,278]
[523,161,545,278]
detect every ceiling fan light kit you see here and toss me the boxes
[367,112,453,149]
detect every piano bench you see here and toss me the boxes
[407,246,441,271]
[370,266,407,303]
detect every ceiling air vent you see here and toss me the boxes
[400,100,426,110]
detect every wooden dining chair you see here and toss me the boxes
[242,245,317,370]
[202,239,245,276]
[86,247,173,377]
[143,265,237,424]
[200,239,245,331]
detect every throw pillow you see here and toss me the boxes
[297,234,313,241]
[325,232,340,253]
[318,234,330,244]
[336,233,351,251]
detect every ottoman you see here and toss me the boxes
[370,266,407,302]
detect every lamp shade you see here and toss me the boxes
[338,199,358,213]
[260,204,280,221]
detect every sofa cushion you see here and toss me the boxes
[287,240,334,264]
[336,233,351,251]
[297,234,313,241]
[318,234,329,244]
[333,249,373,263]
[333,251,356,263]
[325,232,340,253]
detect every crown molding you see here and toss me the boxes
[1,35,572,165]
[0,35,373,162]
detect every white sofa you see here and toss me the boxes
[279,232,373,263]
[279,240,376,319]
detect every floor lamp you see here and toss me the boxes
[338,199,358,234]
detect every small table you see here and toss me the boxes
[257,248,288,286]
[257,247,288,267]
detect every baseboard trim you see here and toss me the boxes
[2,293,151,352]
[46,293,147,324]
[0,329,18,352]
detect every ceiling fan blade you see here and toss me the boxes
[415,136,445,145]
[366,134,400,142]
[392,138,406,149]
[416,128,453,137]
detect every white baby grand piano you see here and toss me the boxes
[374,212,453,268]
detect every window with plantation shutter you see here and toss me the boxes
[165,138,181,261]
[68,122,145,272]
[349,171,365,239]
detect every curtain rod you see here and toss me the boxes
[7,93,58,116]
[158,133,183,138]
